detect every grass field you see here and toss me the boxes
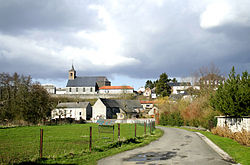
[178,127,250,165]
[0,123,162,164]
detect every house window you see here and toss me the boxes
[79,112,81,115]
[69,88,71,92]
[76,88,78,92]
[83,88,85,92]
[90,87,93,92]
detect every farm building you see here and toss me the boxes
[92,98,142,120]
[51,102,92,120]
[98,86,134,94]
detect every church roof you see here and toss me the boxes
[66,76,110,87]
[66,77,98,87]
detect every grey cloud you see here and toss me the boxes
[0,0,249,83]
[0,0,102,34]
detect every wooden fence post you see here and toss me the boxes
[113,125,114,141]
[144,122,146,135]
[150,122,152,135]
[118,124,120,141]
[89,126,92,152]
[40,128,43,159]
[135,123,136,137]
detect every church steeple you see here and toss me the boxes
[69,64,76,80]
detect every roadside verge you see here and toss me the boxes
[195,132,236,164]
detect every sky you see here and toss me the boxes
[0,0,249,90]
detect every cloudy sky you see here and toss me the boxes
[0,0,249,89]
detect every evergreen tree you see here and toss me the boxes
[210,67,250,117]
[145,80,154,89]
[155,73,171,97]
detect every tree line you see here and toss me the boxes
[0,72,53,124]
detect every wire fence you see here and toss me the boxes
[0,120,155,164]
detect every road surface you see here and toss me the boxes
[98,127,233,165]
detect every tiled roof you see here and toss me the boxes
[57,102,90,108]
[140,100,155,104]
[99,86,134,90]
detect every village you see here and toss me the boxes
[47,65,226,123]
[0,1,249,164]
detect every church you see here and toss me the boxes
[66,65,111,94]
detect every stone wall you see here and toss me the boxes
[216,116,250,132]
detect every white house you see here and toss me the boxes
[140,100,158,117]
[92,98,142,120]
[143,88,152,97]
[56,88,66,94]
[51,102,92,120]
[66,65,111,94]
[42,84,56,94]
[168,82,192,94]
[99,86,134,94]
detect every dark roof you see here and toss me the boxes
[57,102,90,108]
[100,98,120,108]
[99,99,142,113]
[168,82,191,87]
[116,100,142,113]
[66,77,99,87]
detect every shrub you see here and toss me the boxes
[211,127,250,146]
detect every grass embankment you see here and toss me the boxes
[179,127,250,165]
[0,123,163,165]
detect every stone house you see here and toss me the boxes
[42,84,56,94]
[168,82,192,94]
[51,102,92,120]
[143,87,152,97]
[92,98,142,120]
[140,100,158,117]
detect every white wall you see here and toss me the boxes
[217,116,250,132]
[99,89,133,94]
[66,87,97,94]
[172,86,191,94]
[51,107,87,120]
[92,99,107,120]
[141,103,154,109]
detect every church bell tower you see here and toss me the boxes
[68,65,76,80]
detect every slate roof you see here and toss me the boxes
[100,98,120,108]
[66,77,99,87]
[116,100,142,113]
[168,82,191,87]
[99,98,142,113]
[57,102,90,108]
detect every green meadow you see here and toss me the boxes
[0,123,163,164]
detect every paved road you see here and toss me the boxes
[98,127,232,165]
